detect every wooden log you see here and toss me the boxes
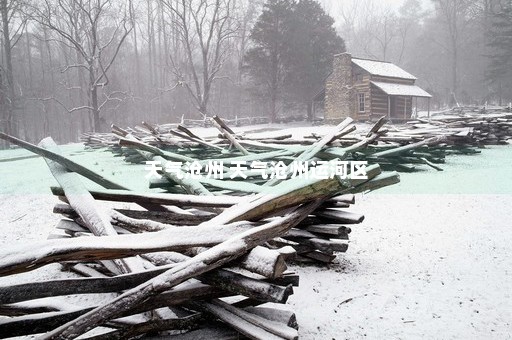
[267,274,300,288]
[118,137,195,162]
[327,194,355,204]
[118,132,212,196]
[296,118,354,162]
[68,263,109,278]
[301,251,336,263]
[171,127,224,151]
[231,297,267,309]
[39,201,321,339]
[177,124,206,141]
[198,177,264,193]
[243,307,298,330]
[199,299,298,340]
[235,246,288,279]
[148,176,176,188]
[50,186,239,208]
[0,284,219,337]
[303,224,351,238]
[308,238,348,253]
[0,304,60,316]
[320,132,380,159]
[0,309,95,337]
[207,174,348,225]
[54,204,211,227]
[82,313,203,340]
[344,171,400,193]
[314,209,365,224]
[39,138,144,274]
[0,221,255,276]
[0,133,126,190]
[152,323,239,340]
[264,118,354,186]
[144,245,288,280]
[0,133,168,211]
[199,149,296,167]
[366,116,387,137]
[212,115,250,155]
[284,229,317,239]
[370,135,447,158]
[0,263,173,304]
[200,269,293,303]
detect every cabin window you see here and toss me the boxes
[358,93,365,112]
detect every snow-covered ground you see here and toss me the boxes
[0,134,511,339]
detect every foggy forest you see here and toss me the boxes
[1,0,511,143]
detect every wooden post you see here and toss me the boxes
[387,95,391,119]
[415,97,418,118]
[428,97,431,122]
[403,97,407,120]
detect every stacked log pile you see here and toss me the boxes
[411,112,512,145]
[79,109,512,173]
[0,122,399,339]
[80,117,454,173]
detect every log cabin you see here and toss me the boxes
[313,52,431,122]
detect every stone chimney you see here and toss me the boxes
[325,52,354,121]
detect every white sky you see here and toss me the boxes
[321,0,433,17]
[328,0,408,11]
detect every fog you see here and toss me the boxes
[0,0,510,144]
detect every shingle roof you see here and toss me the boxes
[371,81,432,98]
[352,58,417,80]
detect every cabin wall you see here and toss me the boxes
[370,86,413,119]
[353,73,371,119]
[371,87,390,117]
[392,96,413,119]
[371,76,416,85]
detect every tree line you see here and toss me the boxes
[1,0,511,144]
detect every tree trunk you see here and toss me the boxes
[270,89,277,123]
[88,65,101,132]
[306,101,313,121]
[452,39,458,104]
[43,26,58,140]
[25,31,34,93]
[129,0,142,97]
[1,0,15,137]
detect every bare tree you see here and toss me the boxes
[31,0,132,132]
[432,0,475,102]
[371,9,398,61]
[1,0,27,137]
[162,0,239,119]
[396,0,423,64]
[338,0,362,52]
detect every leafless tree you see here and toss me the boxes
[1,0,27,137]
[161,0,239,119]
[30,0,132,132]
[432,0,475,101]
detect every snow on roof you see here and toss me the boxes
[352,58,417,80]
[371,81,432,98]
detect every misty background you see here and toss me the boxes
[1,0,511,144]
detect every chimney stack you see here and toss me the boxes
[325,52,354,121]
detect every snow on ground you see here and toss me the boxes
[0,132,511,339]
[288,145,512,339]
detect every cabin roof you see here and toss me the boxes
[371,81,432,98]
[352,58,417,80]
